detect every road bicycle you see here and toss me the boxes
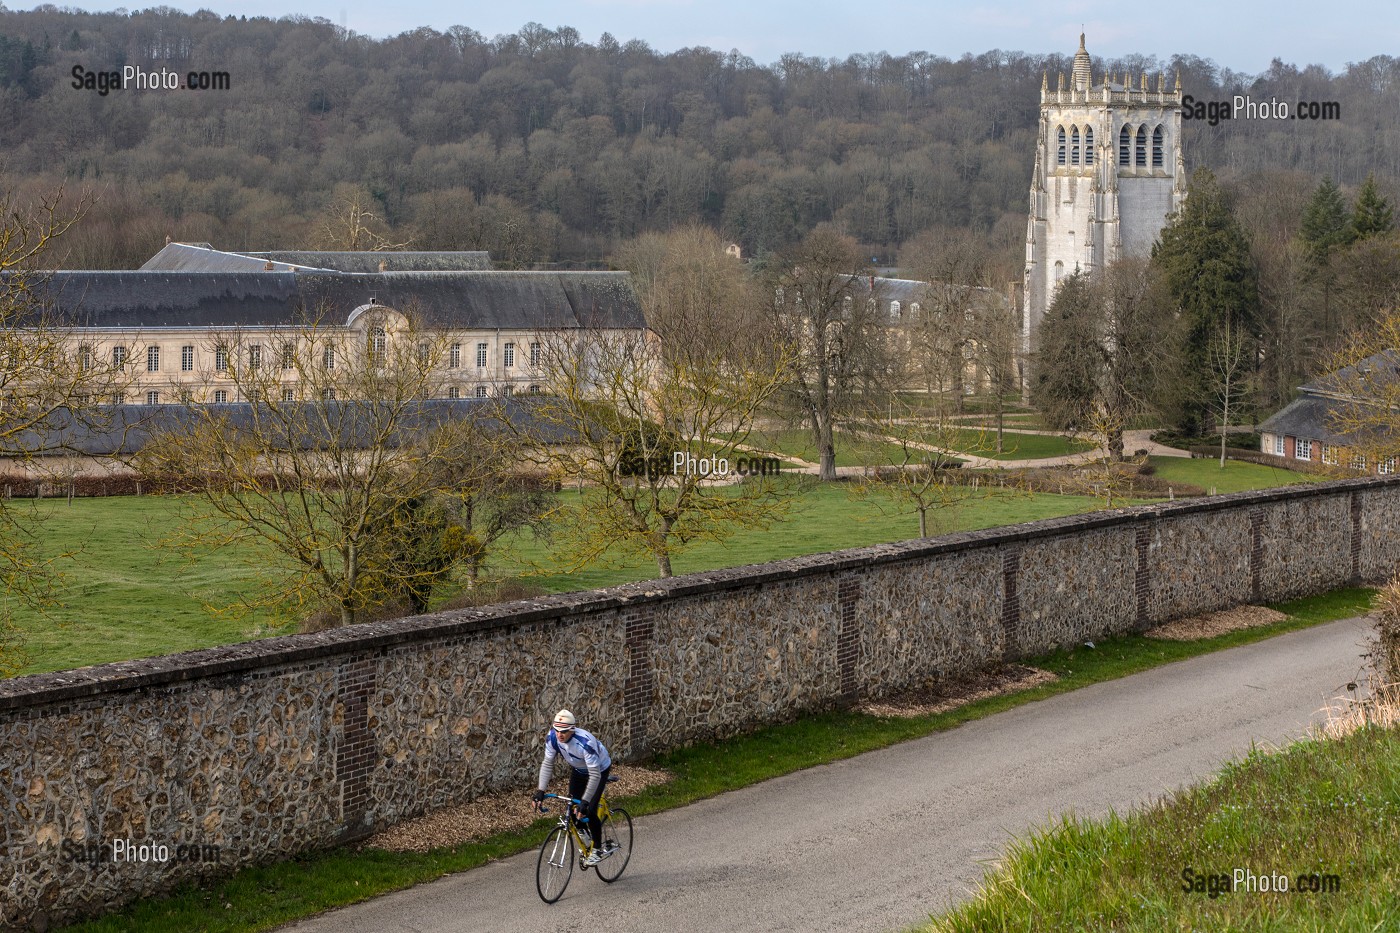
[534,776,634,903]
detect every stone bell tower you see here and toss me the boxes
[1021,34,1186,389]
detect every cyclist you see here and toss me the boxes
[532,709,616,866]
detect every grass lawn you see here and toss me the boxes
[1147,455,1320,495]
[946,428,1092,460]
[59,587,1377,933]
[737,427,915,468]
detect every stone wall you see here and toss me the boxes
[3,477,1399,930]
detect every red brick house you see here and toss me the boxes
[1259,349,1399,475]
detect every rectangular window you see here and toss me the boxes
[476,343,487,368]
[113,346,127,368]
[282,387,296,402]
[177,388,193,404]
[248,344,262,370]
[1273,434,1284,456]
[1351,453,1368,471]
[448,386,460,399]
[1382,457,1397,476]
[1296,438,1312,461]
[323,388,336,401]
[281,343,295,370]
[1322,445,1338,465]
[215,346,229,372]
[504,342,515,367]
[109,393,125,405]
[147,346,160,372]
[449,343,461,368]
[79,346,92,371]
[145,390,160,405]
[530,342,541,367]
[474,385,487,398]
[322,345,335,370]
[181,345,194,371]
[213,389,227,403]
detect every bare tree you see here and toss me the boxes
[137,310,472,627]
[315,185,413,252]
[1206,314,1254,468]
[529,227,800,577]
[767,225,899,481]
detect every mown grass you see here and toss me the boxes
[923,722,1400,931]
[59,587,1374,933]
[8,485,1111,675]
[944,428,1092,461]
[1146,455,1320,495]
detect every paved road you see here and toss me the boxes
[283,616,1372,933]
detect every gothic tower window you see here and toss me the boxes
[1057,127,1066,165]
[1119,125,1130,165]
[1070,127,1080,165]
[1152,125,1164,167]
[1084,127,1094,164]
[1135,124,1147,167]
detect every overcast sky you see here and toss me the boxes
[15,0,1397,75]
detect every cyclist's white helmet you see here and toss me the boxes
[553,709,576,729]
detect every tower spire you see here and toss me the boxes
[1072,32,1091,91]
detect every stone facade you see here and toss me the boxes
[3,476,1399,930]
[1021,34,1187,382]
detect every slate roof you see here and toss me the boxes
[29,270,646,331]
[1258,395,1351,445]
[140,244,496,274]
[8,398,572,457]
[240,251,494,273]
[1299,349,1400,398]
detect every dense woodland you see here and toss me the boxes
[0,6,1398,274]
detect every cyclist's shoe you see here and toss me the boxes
[582,849,605,867]
[604,840,619,852]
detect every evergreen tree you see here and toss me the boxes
[1299,176,1353,268]
[1352,173,1395,240]
[1152,168,1260,436]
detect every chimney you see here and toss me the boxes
[264,260,275,270]
[378,260,387,272]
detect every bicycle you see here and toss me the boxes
[534,776,634,903]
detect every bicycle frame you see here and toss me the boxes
[537,790,611,855]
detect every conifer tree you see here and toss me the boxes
[1152,168,1260,436]
[1352,173,1395,240]
[1299,176,1354,268]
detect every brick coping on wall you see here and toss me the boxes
[4,474,1396,712]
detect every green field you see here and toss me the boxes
[739,426,1088,466]
[946,428,1092,460]
[1146,455,1320,494]
[4,450,1324,677]
[6,485,1107,675]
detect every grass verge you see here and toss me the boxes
[921,713,1399,931]
[60,587,1375,933]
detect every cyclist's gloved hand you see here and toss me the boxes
[532,789,547,802]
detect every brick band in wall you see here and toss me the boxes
[1135,522,1151,629]
[1002,546,1021,661]
[837,577,860,703]
[1250,508,1265,603]
[623,606,655,758]
[336,659,376,837]
[1351,492,1363,586]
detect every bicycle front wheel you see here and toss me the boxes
[536,826,574,903]
[593,808,633,883]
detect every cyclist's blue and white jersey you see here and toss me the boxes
[538,726,612,803]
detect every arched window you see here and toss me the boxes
[368,327,386,366]
[1057,126,1066,165]
[1084,127,1094,164]
[1054,260,1065,284]
[1152,125,1164,167]
[1118,125,1130,165]
[890,300,901,318]
[1135,124,1147,167]
[1070,126,1081,165]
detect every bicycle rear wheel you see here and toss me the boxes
[536,826,574,903]
[593,808,633,883]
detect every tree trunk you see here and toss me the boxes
[1109,424,1125,461]
[918,507,928,538]
[1220,395,1230,468]
[995,393,1005,454]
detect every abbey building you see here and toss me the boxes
[1021,35,1187,372]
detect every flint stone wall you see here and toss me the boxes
[2,476,1399,930]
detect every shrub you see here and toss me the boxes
[1372,579,1400,685]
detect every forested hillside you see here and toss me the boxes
[0,7,1397,269]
